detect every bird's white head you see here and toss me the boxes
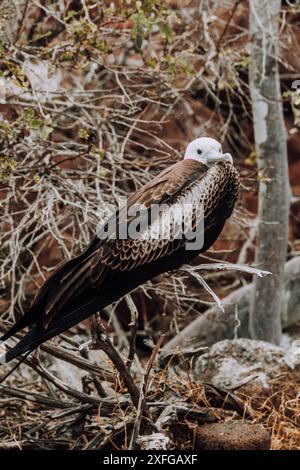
[184,137,233,166]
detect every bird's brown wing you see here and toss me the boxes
[42,159,209,327]
[92,160,239,275]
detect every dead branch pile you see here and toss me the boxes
[1,326,299,449]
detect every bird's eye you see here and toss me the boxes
[197,149,202,155]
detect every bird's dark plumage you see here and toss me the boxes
[1,157,239,364]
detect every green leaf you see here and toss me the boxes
[131,12,148,51]
[32,31,52,42]
[294,93,300,106]
[146,57,157,68]
[135,32,143,50]
[97,150,105,160]
[65,9,77,20]
[39,125,53,140]
[78,128,90,140]
[158,22,174,44]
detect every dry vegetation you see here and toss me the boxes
[0,0,300,450]
[1,352,299,450]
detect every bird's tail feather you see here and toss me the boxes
[1,290,112,364]
[0,350,32,384]
[0,252,96,345]
[0,302,43,343]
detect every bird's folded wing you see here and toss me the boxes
[90,160,239,276]
[42,160,208,326]
[42,160,240,328]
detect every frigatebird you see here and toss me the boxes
[0,137,239,364]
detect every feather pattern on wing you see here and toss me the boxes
[41,160,239,328]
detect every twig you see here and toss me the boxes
[129,335,165,449]
[90,315,155,428]
[26,355,128,414]
[0,384,72,409]
[0,323,114,381]
[216,0,245,51]
[126,294,139,372]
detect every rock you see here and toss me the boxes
[137,433,170,450]
[195,421,271,450]
[193,338,300,393]
[282,339,300,369]
[49,349,116,395]
[50,358,83,391]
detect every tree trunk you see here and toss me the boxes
[249,0,290,344]
[0,0,27,44]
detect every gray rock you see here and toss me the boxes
[194,338,300,392]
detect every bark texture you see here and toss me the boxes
[249,0,290,343]
[0,0,27,44]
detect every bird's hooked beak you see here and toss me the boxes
[206,149,233,166]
